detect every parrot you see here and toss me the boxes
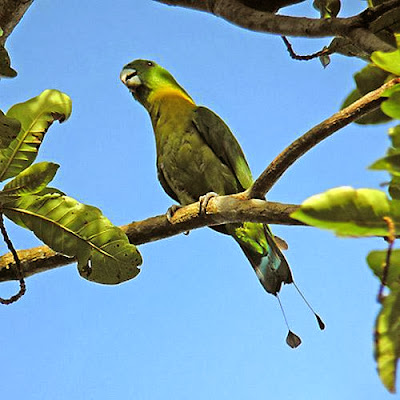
[120,60,323,346]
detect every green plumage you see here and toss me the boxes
[120,59,293,295]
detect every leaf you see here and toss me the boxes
[341,64,394,125]
[382,92,400,119]
[319,53,330,68]
[389,125,400,149]
[367,250,400,289]
[313,0,341,18]
[381,84,400,98]
[375,289,400,393]
[354,64,390,96]
[372,50,400,76]
[291,187,400,237]
[389,176,400,200]
[2,162,59,196]
[2,194,142,284]
[342,89,391,125]
[370,152,400,175]
[0,90,72,182]
[0,110,20,148]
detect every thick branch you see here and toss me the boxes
[0,197,301,282]
[156,0,398,53]
[0,0,33,45]
[249,77,400,199]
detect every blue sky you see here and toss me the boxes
[0,1,396,399]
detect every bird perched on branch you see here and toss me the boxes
[120,60,323,347]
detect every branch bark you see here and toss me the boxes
[155,0,398,54]
[0,197,302,282]
[0,0,33,45]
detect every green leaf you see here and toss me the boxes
[375,289,400,393]
[0,90,72,182]
[2,194,142,284]
[367,250,400,289]
[372,50,400,76]
[0,110,20,148]
[2,162,59,196]
[382,92,400,119]
[370,152,400,175]
[341,64,394,125]
[381,84,400,98]
[291,187,400,236]
[389,176,400,199]
[342,89,391,125]
[313,0,341,18]
[354,64,390,96]
[389,125,400,149]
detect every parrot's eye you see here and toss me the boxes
[147,61,154,67]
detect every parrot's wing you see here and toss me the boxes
[193,107,253,191]
[157,162,180,203]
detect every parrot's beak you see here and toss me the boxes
[120,68,141,91]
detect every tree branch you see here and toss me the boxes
[1,68,398,284]
[0,197,302,282]
[248,77,400,199]
[0,0,33,45]
[155,0,398,54]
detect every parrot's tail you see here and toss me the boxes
[231,222,293,295]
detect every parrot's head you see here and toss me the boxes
[120,59,192,108]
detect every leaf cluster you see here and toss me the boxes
[292,48,400,392]
[0,90,142,287]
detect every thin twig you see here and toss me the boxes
[0,213,25,303]
[377,216,396,303]
[281,36,331,61]
[248,77,400,199]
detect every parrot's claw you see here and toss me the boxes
[166,204,181,222]
[199,192,218,214]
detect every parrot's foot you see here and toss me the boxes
[166,204,181,222]
[199,192,218,214]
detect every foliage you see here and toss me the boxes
[0,90,142,285]
[3,0,400,394]
[292,48,400,392]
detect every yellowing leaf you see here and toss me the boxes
[1,90,72,182]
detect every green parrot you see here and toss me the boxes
[120,60,323,345]
[120,59,292,295]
